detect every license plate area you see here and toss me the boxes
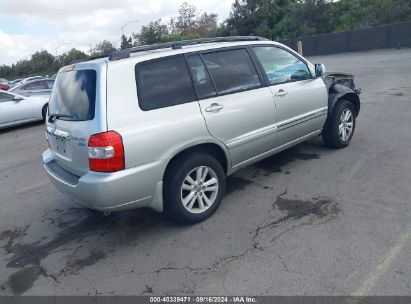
[54,137,67,156]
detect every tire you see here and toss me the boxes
[42,104,48,122]
[323,99,356,148]
[164,152,226,224]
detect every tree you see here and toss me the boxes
[58,48,88,66]
[331,0,411,32]
[196,12,219,37]
[120,34,133,49]
[224,0,277,37]
[290,0,333,36]
[3,0,411,80]
[0,65,12,79]
[131,3,221,45]
[132,19,169,45]
[30,50,55,75]
[175,2,198,36]
[90,40,117,56]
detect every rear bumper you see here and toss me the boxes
[42,149,164,212]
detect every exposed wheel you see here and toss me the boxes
[164,153,226,224]
[42,104,48,122]
[323,100,355,148]
[323,99,356,148]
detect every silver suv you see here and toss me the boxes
[42,37,360,223]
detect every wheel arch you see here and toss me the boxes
[163,141,231,181]
[328,84,361,117]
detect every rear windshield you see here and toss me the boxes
[49,69,97,121]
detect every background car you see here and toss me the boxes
[0,90,49,129]
[8,78,23,87]
[0,82,10,91]
[9,78,54,98]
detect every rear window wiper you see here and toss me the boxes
[48,113,74,123]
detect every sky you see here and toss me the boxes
[0,0,234,65]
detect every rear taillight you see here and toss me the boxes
[88,131,125,172]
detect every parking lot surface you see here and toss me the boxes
[0,49,410,296]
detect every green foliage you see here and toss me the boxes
[331,0,411,32]
[58,48,88,66]
[1,0,410,79]
[90,40,117,56]
[120,35,133,49]
[132,2,219,46]
[174,2,198,36]
[0,48,89,79]
[132,19,169,45]
[223,0,277,37]
[223,0,411,39]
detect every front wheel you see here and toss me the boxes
[164,153,226,224]
[323,100,356,148]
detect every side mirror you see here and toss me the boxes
[12,96,23,102]
[315,63,326,77]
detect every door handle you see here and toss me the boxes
[275,89,288,97]
[205,103,224,113]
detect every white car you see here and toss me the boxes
[0,90,49,129]
[9,79,54,99]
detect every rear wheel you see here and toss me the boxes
[164,153,226,224]
[323,100,356,148]
[42,104,48,122]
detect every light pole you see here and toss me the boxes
[121,19,139,37]
[55,42,71,57]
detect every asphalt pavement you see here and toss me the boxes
[0,48,410,296]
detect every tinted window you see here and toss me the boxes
[46,80,55,89]
[0,92,13,102]
[202,49,261,95]
[49,70,97,121]
[136,56,196,111]
[187,55,216,99]
[253,46,311,85]
[22,80,48,90]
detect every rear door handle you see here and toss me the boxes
[205,103,224,112]
[275,89,288,97]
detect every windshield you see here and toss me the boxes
[49,69,97,121]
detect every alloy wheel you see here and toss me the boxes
[180,166,219,214]
[339,108,354,142]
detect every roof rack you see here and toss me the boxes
[71,36,269,64]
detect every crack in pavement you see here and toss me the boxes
[0,187,339,295]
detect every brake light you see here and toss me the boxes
[88,131,125,172]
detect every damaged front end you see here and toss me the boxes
[324,72,361,95]
[323,72,361,117]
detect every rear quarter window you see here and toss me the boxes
[49,69,97,121]
[135,55,196,111]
